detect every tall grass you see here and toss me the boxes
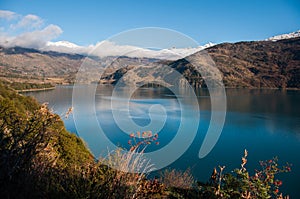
[99,147,155,198]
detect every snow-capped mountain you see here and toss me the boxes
[42,40,215,60]
[47,41,80,48]
[159,42,215,59]
[266,30,300,41]
[43,40,91,55]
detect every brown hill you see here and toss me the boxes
[0,46,84,84]
[205,37,300,88]
[0,37,299,88]
[100,37,300,89]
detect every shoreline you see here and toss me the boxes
[223,87,300,91]
[16,84,300,92]
[57,83,300,90]
[16,86,56,93]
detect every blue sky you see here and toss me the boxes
[1,0,300,46]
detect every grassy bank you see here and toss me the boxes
[16,86,56,93]
[0,79,55,91]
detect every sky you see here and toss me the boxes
[0,0,300,49]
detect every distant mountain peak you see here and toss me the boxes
[46,41,80,48]
[43,40,215,60]
[266,30,300,41]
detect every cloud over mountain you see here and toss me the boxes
[43,40,215,60]
[3,9,299,61]
[0,10,215,60]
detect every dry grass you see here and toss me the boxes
[98,147,155,198]
[160,168,195,189]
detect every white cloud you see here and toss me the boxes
[0,24,62,48]
[0,10,63,49]
[0,10,18,20]
[11,14,44,29]
[92,40,143,57]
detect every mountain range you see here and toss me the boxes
[0,31,299,89]
[266,30,300,42]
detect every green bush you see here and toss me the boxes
[199,150,291,199]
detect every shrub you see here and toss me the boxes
[199,150,291,199]
[160,168,195,190]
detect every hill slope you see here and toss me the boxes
[0,46,84,84]
[1,37,299,88]
[206,37,300,88]
[102,37,300,89]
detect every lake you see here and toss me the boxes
[25,85,300,198]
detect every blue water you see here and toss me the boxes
[25,85,300,198]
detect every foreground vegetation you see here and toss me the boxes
[0,83,291,198]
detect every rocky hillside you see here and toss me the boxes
[206,37,300,88]
[0,46,159,84]
[0,46,84,84]
[102,37,300,89]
